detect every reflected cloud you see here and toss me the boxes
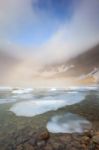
[47,113,92,133]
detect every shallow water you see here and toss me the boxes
[47,113,92,133]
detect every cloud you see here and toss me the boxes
[0,49,21,84]
[0,0,99,86]
[0,0,99,62]
[0,0,39,39]
[37,0,99,64]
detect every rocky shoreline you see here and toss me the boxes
[0,93,99,150]
[1,127,99,150]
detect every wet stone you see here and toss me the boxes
[84,130,95,138]
[80,136,90,145]
[59,135,71,144]
[16,145,24,150]
[52,142,65,150]
[37,128,50,141]
[88,143,96,150]
[23,143,35,150]
[44,144,53,150]
[29,138,37,146]
[92,135,99,144]
[37,140,46,147]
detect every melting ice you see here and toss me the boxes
[0,85,99,104]
[10,92,86,117]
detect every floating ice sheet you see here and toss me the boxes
[10,92,86,117]
[1,85,98,105]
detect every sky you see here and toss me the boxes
[0,0,74,45]
[0,0,99,86]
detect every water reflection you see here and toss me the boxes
[47,113,92,133]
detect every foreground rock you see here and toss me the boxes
[92,135,99,144]
[1,128,99,150]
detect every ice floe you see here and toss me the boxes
[50,88,57,91]
[10,92,86,117]
[0,85,99,105]
[12,88,33,94]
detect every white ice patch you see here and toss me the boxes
[68,86,99,91]
[12,88,33,94]
[12,88,33,99]
[50,88,57,91]
[47,113,92,133]
[10,92,86,117]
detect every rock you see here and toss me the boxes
[96,144,99,150]
[6,145,14,150]
[84,130,95,138]
[72,133,82,139]
[16,145,23,150]
[70,141,83,149]
[88,142,96,150]
[44,144,53,150]
[52,142,65,150]
[59,135,71,144]
[95,131,99,136]
[16,136,29,145]
[80,136,90,145]
[70,148,79,150]
[66,144,78,150]
[29,138,36,146]
[23,143,35,150]
[81,144,87,149]
[37,128,50,141]
[37,140,46,147]
[92,135,99,144]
